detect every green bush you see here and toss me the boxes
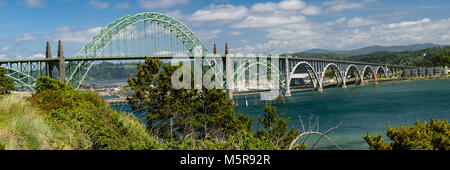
[30,77,158,150]
[365,118,450,150]
[0,67,15,95]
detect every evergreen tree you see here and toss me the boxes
[258,105,302,150]
[0,68,15,95]
[127,58,251,140]
[365,118,450,150]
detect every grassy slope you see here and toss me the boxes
[0,94,157,150]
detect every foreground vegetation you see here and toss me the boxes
[1,78,155,150]
[0,76,306,150]
[0,68,15,95]
[365,118,450,150]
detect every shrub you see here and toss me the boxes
[365,118,450,150]
[30,77,158,150]
[0,67,15,95]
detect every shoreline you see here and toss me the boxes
[288,74,450,93]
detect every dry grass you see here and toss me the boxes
[0,95,87,150]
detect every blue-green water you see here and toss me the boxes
[111,79,450,150]
[235,79,450,150]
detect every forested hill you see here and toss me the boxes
[85,62,137,81]
[292,46,450,67]
[302,43,445,55]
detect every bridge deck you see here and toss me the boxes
[0,55,415,68]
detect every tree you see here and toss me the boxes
[365,118,450,150]
[127,58,316,150]
[36,76,73,93]
[127,58,252,140]
[258,105,302,150]
[0,68,15,95]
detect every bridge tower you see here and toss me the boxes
[44,41,66,82]
[45,42,57,79]
[225,43,234,100]
[57,40,66,82]
[213,43,217,55]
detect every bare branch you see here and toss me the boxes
[289,115,342,150]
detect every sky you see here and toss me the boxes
[1,0,450,59]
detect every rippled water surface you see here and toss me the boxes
[234,79,450,150]
[111,79,450,150]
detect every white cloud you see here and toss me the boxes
[196,29,222,40]
[56,26,70,32]
[323,0,376,13]
[386,18,430,29]
[251,0,311,12]
[23,0,45,8]
[88,0,109,9]
[139,0,189,9]
[347,17,379,27]
[0,54,6,58]
[115,2,129,9]
[233,15,306,28]
[301,6,322,15]
[229,31,243,36]
[51,26,103,43]
[242,17,450,53]
[29,53,45,58]
[191,4,249,22]
[1,46,9,52]
[279,0,307,10]
[251,2,279,12]
[166,10,185,20]
[12,34,37,44]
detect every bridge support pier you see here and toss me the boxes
[341,81,347,88]
[57,40,66,82]
[315,86,323,92]
[225,43,234,100]
[359,76,365,85]
[284,55,291,96]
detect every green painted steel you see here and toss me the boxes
[3,67,37,93]
[0,12,422,94]
[67,12,214,89]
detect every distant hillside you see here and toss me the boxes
[290,52,349,60]
[295,46,450,67]
[301,43,446,55]
[86,62,137,81]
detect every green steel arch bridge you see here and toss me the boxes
[0,12,447,96]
